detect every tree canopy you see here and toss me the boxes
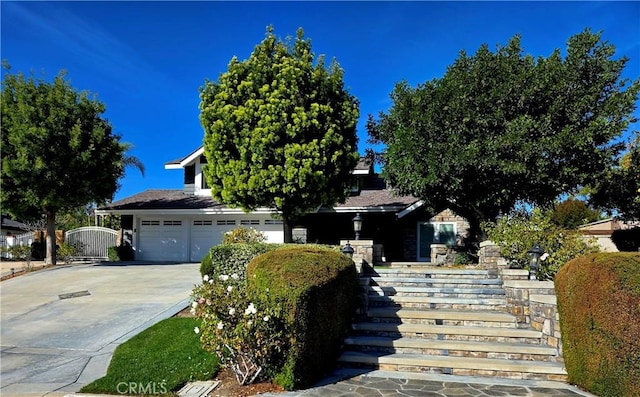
[199,27,359,241]
[590,133,640,219]
[1,65,127,264]
[367,29,639,240]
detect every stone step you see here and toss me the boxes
[366,307,516,327]
[368,295,506,310]
[343,336,561,360]
[368,286,506,297]
[370,277,503,286]
[379,263,486,271]
[338,351,567,381]
[352,322,542,343]
[372,267,493,279]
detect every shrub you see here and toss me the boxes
[200,243,276,279]
[57,242,78,265]
[555,253,640,397]
[192,273,287,385]
[610,227,640,252]
[107,244,135,262]
[9,245,32,262]
[246,246,359,390]
[30,240,45,260]
[222,226,267,244]
[483,208,600,279]
[200,242,339,279]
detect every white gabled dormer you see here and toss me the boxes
[165,146,211,196]
[166,146,374,197]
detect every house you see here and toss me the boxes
[578,218,640,252]
[96,146,470,263]
[1,214,29,236]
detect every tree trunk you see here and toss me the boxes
[283,218,293,243]
[46,210,57,265]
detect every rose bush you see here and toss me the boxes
[191,273,287,385]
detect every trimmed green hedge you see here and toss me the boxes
[200,243,341,280]
[200,243,275,279]
[246,245,358,390]
[555,252,640,397]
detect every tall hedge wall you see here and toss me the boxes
[555,253,640,397]
[246,245,358,390]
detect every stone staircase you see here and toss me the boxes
[338,263,567,381]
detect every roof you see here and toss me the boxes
[165,146,373,175]
[99,190,226,211]
[164,146,204,169]
[98,186,419,214]
[1,215,29,232]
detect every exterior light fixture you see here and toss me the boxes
[341,241,354,258]
[528,244,544,280]
[352,213,363,240]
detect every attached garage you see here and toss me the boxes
[189,219,235,262]
[134,213,285,262]
[138,219,188,262]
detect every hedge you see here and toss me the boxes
[246,245,358,390]
[555,252,640,397]
[200,243,341,279]
[200,243,275,279]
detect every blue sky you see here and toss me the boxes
[2,1,639,202]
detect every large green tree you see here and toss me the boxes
[1,66,127,264]
[199,27,359,241]
[590,133,640,219]
[367,29,639,241]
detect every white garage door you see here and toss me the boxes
[138,219,187,262]
[190,220,223,262]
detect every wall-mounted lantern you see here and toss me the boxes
[352,213,363,240]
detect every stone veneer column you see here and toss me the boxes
[340,240,374,274]
[340,240,374,321]
[478,240,509,270]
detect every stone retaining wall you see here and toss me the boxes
[501,269,562,358]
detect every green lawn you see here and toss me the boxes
[80,317,219,395]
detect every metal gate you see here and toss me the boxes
[65,227,118,259]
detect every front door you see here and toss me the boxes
[417,222,456,261]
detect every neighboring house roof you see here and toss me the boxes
[1,214,29,232]
[578,218,639,235]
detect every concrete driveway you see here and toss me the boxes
[0,262,201,396]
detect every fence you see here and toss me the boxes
[1,228,118,260]
[65,227,118,259]
[1,232,36,259]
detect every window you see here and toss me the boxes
[184,164,195,184]
[349,176,360,193]
[193,220,213,226]
[241,220,260,226]
[216,220,236,226]
[264,219,283,225]
[201,165,209,189]
[141,220,160,226]
[163,220,182,226]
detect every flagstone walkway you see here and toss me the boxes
[257,370,594,397]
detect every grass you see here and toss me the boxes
[80,317,219,395]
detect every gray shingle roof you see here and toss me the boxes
[101,187,418,212]
[101,190,225,211]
